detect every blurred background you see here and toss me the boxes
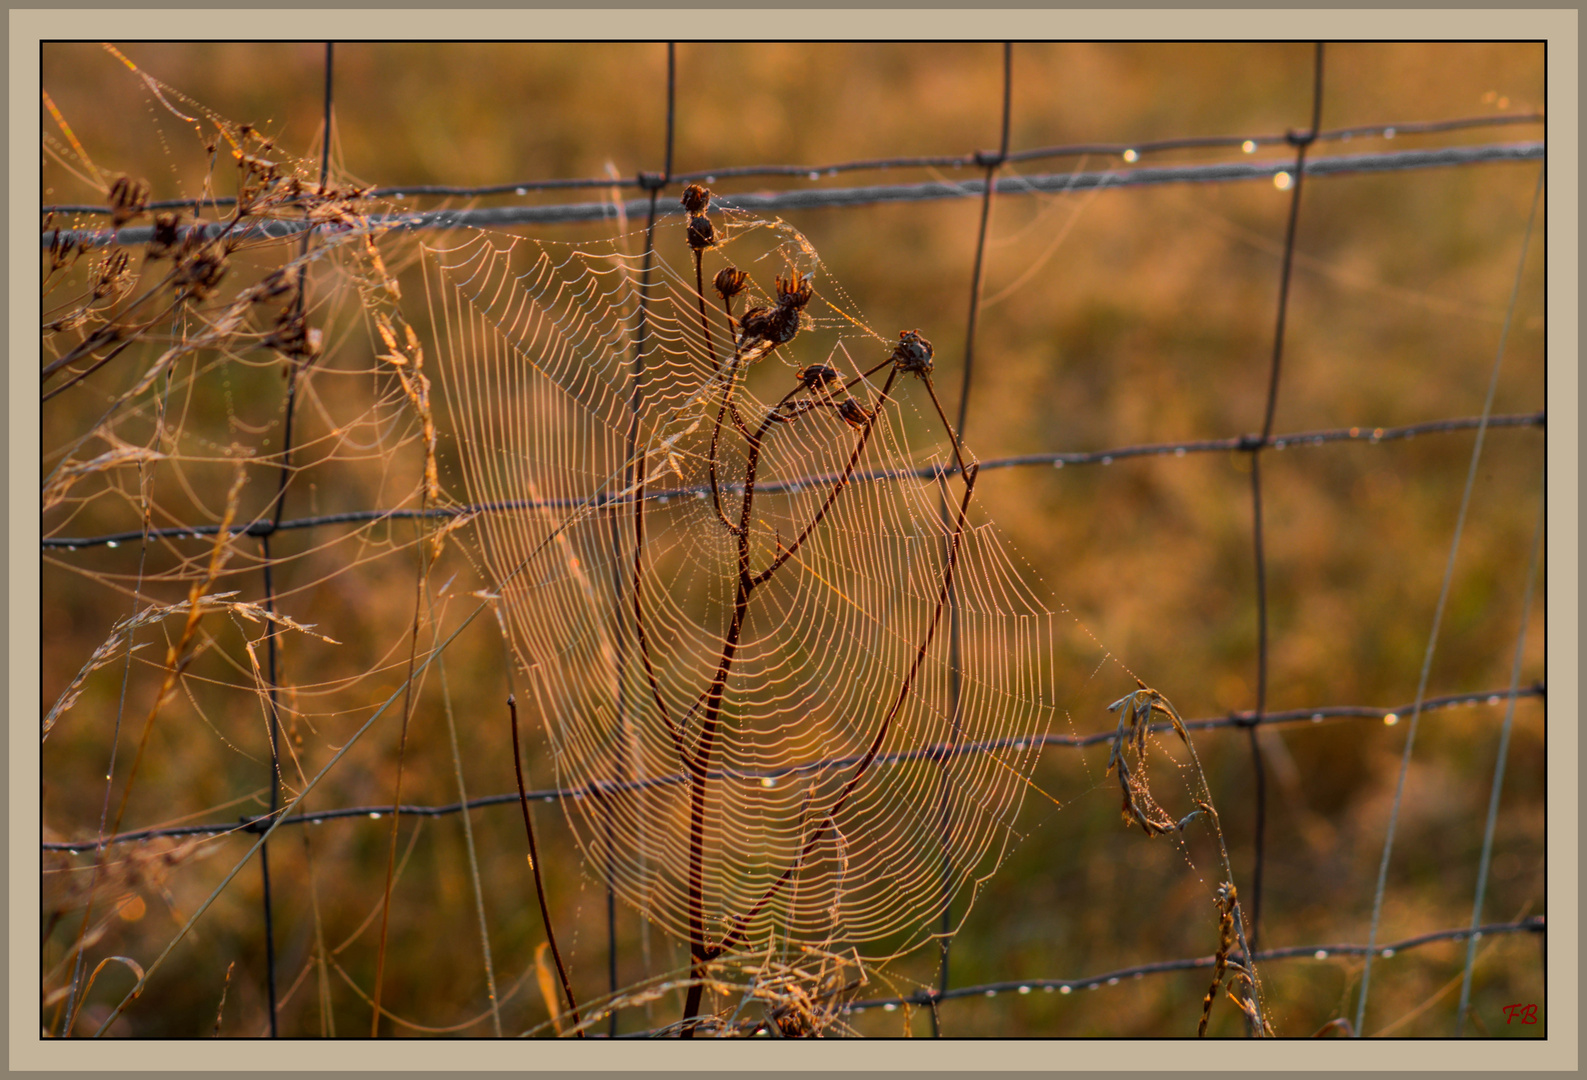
[40,41,1546,1038]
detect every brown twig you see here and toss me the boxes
[509,695,583,1035]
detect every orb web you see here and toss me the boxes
[420,207,1100,959]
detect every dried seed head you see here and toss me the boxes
[255,265,301,302]
[836,398,874,429]
[738,273,814,347]
[261,308,322,361]
[775,272,814,311]
[738,304,793,347]
[686,213,715,253]
[48,229,80,272]
[891,329,934,375]
[146,212,182,260]
[680,183,712,215]
[713,267,749,301]
[108,174,151,228]
[173,242,229,301]
[91,250,133,300]
[796,364,842,392]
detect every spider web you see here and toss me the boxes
[420,208,1116,958]
[40,47,1139,1033]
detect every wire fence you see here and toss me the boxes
[40,41,1548,1040]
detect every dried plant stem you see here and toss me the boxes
[64,466,244,1037]
[368,498,432,1036]
[509,695,583,1034]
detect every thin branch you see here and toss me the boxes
[509,696,583,1035]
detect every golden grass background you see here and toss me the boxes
[40,41,1546,1038]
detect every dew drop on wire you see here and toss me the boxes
[1122,149,1139,163]
[1174,447,1186,457]
[368,812,381,819]
[1274,440,1285,450]
[1487,695,1501,705]
[1383,713,1399,726]
[1384,127,1396,139]
[1053,460,1064,469]
[1312,713,1324,723]
[515,187,527,196]
[760,776,775,788]
[1314,950,1328,959]
[1242,140,1257,153]
[1273,171,1294,191]
[1107,977,1120,986]
[808,171,820,181]
[882,1002,896,1011]
[1101,456,1112,465]
[1382,948,1396,958]
[1018,985,1031,994]
[985,989,996,997]
[106,540,119,548]
[705,176,716,184]
[1059,985,1072,994]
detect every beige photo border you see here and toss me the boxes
[12,8,1578,1074]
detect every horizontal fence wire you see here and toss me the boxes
[43,142,1545,250]
[837,918,1547,1015]
[40,411,1546,550]
[42,682,1543,854]
[595,919,1546,1037]
[39,111,1543,216]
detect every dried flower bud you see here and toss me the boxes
[173,243,229,301]
[146,212,181,260]
[108,174,151,228]
[91,250,133,300]
[796,364,842,392]
[739,273,814,347]
[891,329,934,375]
[836,398,874,429]
[774,272,814,311]
[255,265,301,302]
[713,267,749,301]
[680,183,712,215]
[262,309,322,360]
[686,213,715,253]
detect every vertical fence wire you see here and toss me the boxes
[253,41,336,1038]
[1353,159,1546,1037]
[1244,41,1324,971]
[929,41,1013,1038]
